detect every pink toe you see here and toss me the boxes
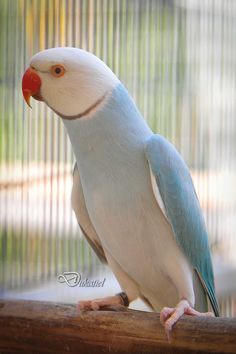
[164,321,173,342]
[160,307,174,325]
[77,300,91,311]
[91,302,100,311]
[184,307,214,317]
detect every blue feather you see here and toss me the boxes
[145,134,219,316]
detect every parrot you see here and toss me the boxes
[22,47,219,339]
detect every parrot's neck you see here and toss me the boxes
[62,84,152,164]
[63,84,152,159]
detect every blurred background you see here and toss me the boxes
[0,0,236,316]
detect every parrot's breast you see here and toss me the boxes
[79,150,194,310]
[63,84,195,310]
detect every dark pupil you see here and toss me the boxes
[55,67,61,74]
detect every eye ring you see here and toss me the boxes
[51,64,65,78]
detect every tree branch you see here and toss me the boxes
[0,300,235,353]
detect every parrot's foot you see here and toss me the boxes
[160,299,214,341]
[77,293,128,313]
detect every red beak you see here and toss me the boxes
[22,67,42,108]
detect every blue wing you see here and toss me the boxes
[145,134,219,316]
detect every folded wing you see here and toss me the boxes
[145,134,219,316]
[71,163,107,264]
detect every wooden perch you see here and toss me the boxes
[0,300,235,354]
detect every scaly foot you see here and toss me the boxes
[160,299,214,341]
[77,292,129,312]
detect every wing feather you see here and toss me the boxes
[71,163,107,264]
[145,134,219,316]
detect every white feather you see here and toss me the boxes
[149,165,168,219]
[30,47,119,117]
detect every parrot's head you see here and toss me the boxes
[22,47,120,118]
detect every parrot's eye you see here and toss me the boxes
[51,64,65,78]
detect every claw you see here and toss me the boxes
[160,299,214,342]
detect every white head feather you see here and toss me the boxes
[30,47,120,117]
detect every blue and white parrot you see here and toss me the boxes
[22,47,219,338]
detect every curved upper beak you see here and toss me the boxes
[22,67,42,108]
